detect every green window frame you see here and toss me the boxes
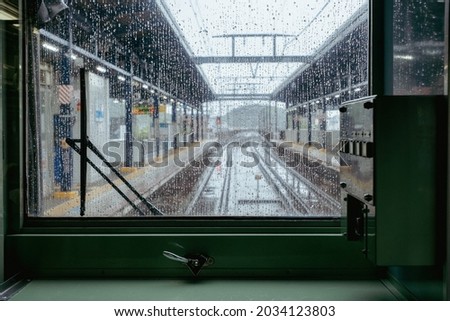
[1,1,448,290]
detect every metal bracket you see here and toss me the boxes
[163,251,214,276]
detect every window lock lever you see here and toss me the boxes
[163,251,214,276]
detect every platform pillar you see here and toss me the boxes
[124,76,133,167]
[201,104,204,141]
[183,103,187,147]
[153,95,160,158]
[172,101,178,150]
[196,107,200,142]
[55,47,74,193]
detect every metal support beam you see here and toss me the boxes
[211,34,299,62]
[190,107,194,144]
[196,107,200,142]
[183,104,187,147]
[193,56,310,64]
[124,76,133,167]
[57,49,74,192]
[172,101,178,150]
[200,105,204,141]
[307,104,312,145]
[153,95,160,158]
[215,94,273,101]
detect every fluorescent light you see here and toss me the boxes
[142,84,149,89]
[394,55,414,61]
[150,89,155,94]
[334,94,341,98]
[65,52,78,60]
[354,87,362,92]
[326,97,331,101]
[96,66,107,73]
[0,9,17,20]
[118,76,126,82]
[42,42,59,52]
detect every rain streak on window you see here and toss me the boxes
[27,0,370,218]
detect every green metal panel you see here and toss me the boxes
[375,96,447,266]
[6,234,377,278]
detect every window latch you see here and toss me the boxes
[163,251,214,276]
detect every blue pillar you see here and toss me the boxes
[56,49,74,192]
[124,76,133,167]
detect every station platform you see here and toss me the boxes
[272,140,340,170]
[45,141,213,217]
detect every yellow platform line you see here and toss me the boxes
[43,143,206,217]
[53,191,79,199]
[44,165,152,217]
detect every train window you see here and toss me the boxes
[392,1,446,95]
[25,0,369,218]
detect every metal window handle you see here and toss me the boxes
[163,251,193,265]
[163,251,214,276]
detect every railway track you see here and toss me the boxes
[184,133,341,216]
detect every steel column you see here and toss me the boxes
[172,101,178,150]
[124,76,133,167]
[307,104,312,144]
[153,95,160,158]
[57,48,74,191]
[196,107,200,142]
[183,103,187,147]
[201,104,204,141]
[190,106,194,144]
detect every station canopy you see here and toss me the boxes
[160,0,367,100]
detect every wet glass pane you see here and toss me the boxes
[26,0,369,218]
[393,0,446,95]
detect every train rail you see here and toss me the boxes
[184,132,341,217]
